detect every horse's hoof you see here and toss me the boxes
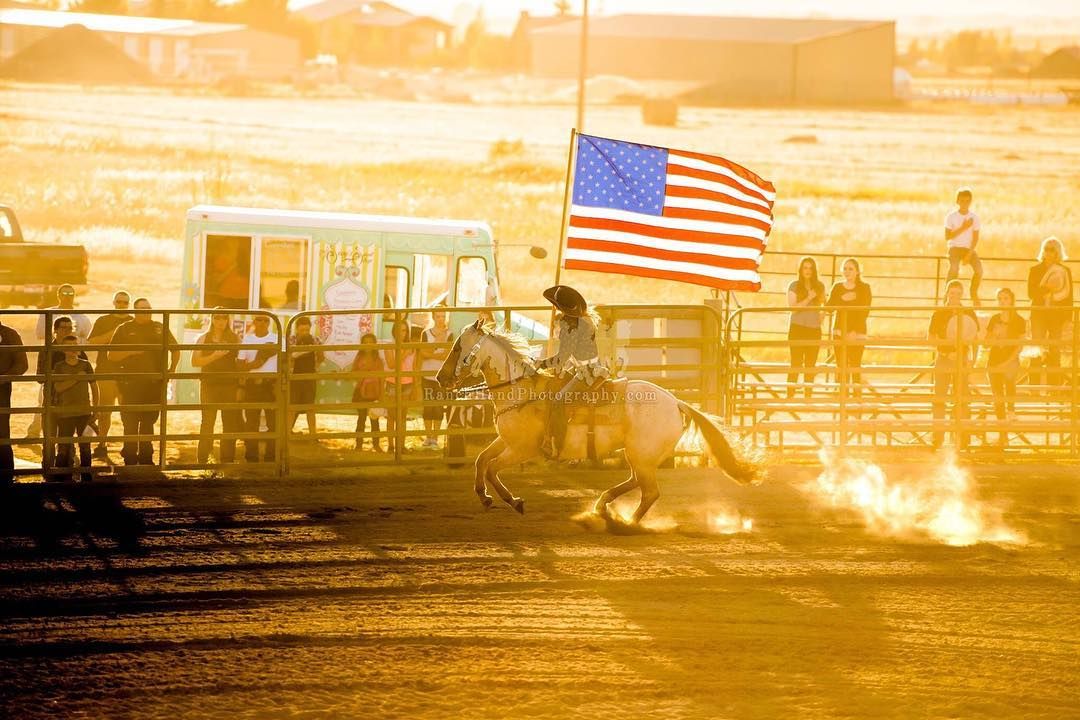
[510,497,525,515]
[592,502,610,519]
[479,495,494,509]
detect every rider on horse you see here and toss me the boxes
[536,285,609,458]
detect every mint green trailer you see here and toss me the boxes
[174,205,546,403]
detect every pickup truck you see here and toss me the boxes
[0,205,88,308]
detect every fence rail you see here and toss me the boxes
[0,304,722,480]
[725,304,1080,456]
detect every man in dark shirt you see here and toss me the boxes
[87,290,132,460]
[108,298,179,466]
[0,319,29,485]
[928,280,980,449]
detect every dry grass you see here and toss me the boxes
[2,81,1079,315]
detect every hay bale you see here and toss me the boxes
[642,97,678,126]
[0,24,151,84]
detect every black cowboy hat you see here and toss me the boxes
[543,285,588,317]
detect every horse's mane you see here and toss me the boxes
[484,326,537,364]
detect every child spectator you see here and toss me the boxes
[384,319,417,453]
[50,335,98,482]
[37,316,87,471]
[985,288,1027,447]
[944,187,983,305]
[238,315,280,463]
[352,333,385,451]
[287,316,322,435]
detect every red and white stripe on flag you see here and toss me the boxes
[564,134,775,292]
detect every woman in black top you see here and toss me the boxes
[192,311,242,464]
[826,257,873,390]
[786,257,825,398]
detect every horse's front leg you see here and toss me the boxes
[474,438,506,508]
[486,444,533,515]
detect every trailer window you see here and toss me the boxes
[415,254,450,307]
[0,212,13,240]
[456,257,488,306]
[383,266,410,310]
[259,237,308,310]
[203,234,251,309]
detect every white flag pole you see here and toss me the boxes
[549,127,580,340]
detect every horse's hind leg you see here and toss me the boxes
[630,466,660,525]
[593,470,637,518]
[474,438,505,508]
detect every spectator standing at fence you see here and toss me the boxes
[86,290,132,461]
[287,317,322,435]
[787,257,825,399]
[928,280,980,450]
[384,319,417,454]
[420,309,453,448]
[986,288,1027,447]
[27,285,91,438]
[192,310,242,465]
[36,317,86,471]
[238,315,280,463]
[1027,236,1073,389]
[826,258,872,396]
[944,187,983,305]
[0,319,28,486]
[108,299,179,466]
[49,335,97,482]
[352,332,385,452]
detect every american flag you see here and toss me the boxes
[564,133,775,291]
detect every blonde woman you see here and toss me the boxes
[1027,237,1073,387]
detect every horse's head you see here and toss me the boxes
[436,318,488,390]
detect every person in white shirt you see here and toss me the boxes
[238,315,280,462]
[944,187,983,306]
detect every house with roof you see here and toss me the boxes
[528,14,896,104]
[289,0,451,66]
[0,8,301,80]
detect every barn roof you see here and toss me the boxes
[531,14,891,44]
[289,0,450,29]
[0,8,244,37]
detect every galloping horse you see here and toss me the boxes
[436,320,761,524]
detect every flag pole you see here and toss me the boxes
[549,127,579,339]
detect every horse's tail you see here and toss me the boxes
[677,401,762,486]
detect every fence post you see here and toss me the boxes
[42,310,53,480]
[1072,306,1078,457]
[159,309,168,469]
[278,313,288,478]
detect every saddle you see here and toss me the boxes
[545,376,628,462]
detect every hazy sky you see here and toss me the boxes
[393,0,1080,33]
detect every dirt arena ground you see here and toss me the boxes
[0,460,1077,720]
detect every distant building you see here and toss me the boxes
[0,8,301,81]
[289,0,451,66]
[529,14,896,105]
[1032,46,1080,79]
[510,10,577,72]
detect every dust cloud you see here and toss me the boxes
[808,449,1025,546]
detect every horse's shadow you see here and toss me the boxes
[0,483,147,553]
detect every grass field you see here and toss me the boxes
[3,82,1079,313]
